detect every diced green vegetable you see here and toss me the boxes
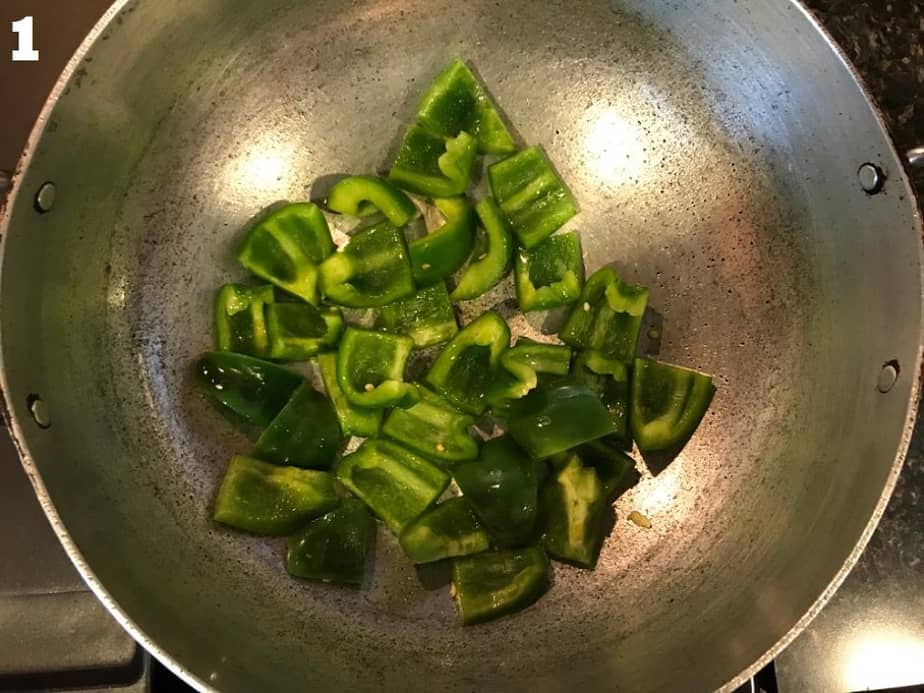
[409,198,476,286]
[251,384,341,469]
[335,328,414,409]
[326,175,419,228]
[336,439,450,534]
[213,455,338,535]
[488,339,573,406]
[576,438,640,502]
[317,353,382,437]
[378,282,459,349]
[214,284,274,357]
[451,198,514,302]
[506,339,572,376]
[286,498,374,586]
[389,126,478,198]
[382,385,478,464]
[488,147,577,249]
[267,304,343,360]
[515,232,584,311]
[399,497,490,564]
[572,350,631,443]
[539,455,608,568]
[452,547,550,625]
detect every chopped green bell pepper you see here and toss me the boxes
[488,339,573,406]
[214,284,274,357]
[267,304,343,361]
[560,267,649,363]
[196,351,302,427]
[506,339,572,376]
[450,198,514,301]
[317,353,382,437]
[251,384,341,469]
[409,198,476,285]
[336,439,450,534]
[453,436,538,548]
[213,455,338,535]
[378,282,459,348]
[515,231,584,312]
[631,358,715,452]
[336,328,414,409]
[572,350,631,443]
[539,455,608,568]
[425,311,510,414]
[507,380,618,459]
[452,547,550,625]
[488,147,578,249]
[326,175,418,228]
[399,497,490,564]
[236,202,335,304]
[576,438,640,502]
[286,498,374,586]
[388,126,478,197]
[415,59,516,155]
[383,385,477,464]
[319,221,415,308]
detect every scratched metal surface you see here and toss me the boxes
[0,0,921,691]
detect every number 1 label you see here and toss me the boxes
[12,16,39,62]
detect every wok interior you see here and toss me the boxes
[2,0,920,690]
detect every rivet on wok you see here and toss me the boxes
[34,182,57,212]
[27,394,50,428]
[857,164,884,194]
[877,361,899,394]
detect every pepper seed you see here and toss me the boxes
[628,510,652,529]
[364,383,375,392]
[583,302,591,312]
[421,263,432,270]
[435,442,446,453]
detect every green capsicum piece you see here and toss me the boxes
[507,380,618,459]
[336,328,414,409]
[488,147,578,249]
[399,497,490,564]
[452,547,550,625]
[251,384,341,469]
[506,338,572,376]
[415,59,516,155]
[450,198,514,301]
[425,311,510,415]
[317,353,382,437]
[388,126,478,197]
[560,267,649,363]
[515,231,584,312]
[408,198,476,285]
[195,351,302,427]
[286,498,374,586]
[214,284,274,357]
[576,438,640,502]
[213,455,338,535]
[319,221,415,308]
[453,436,538,548]
[382,385,478,465]
[572,350,631,444]
[378,282,459,349]
[236,202,335,304]
[631,358,715,452]
[539,454,608,568]
[336,439,450,534]
[267,304,343,361]
[326,175,418,228]
[488,339,573,407]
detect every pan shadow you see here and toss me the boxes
[415,559,453,591]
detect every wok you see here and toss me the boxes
[1,0,921,691]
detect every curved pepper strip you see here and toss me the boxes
[450,198,514,301]
[336,328,415,409]
[572,350,631,444]
[214,284,274,357]
[425,311,510,415]
[378,282,459,349]
[489,339,573,407]
[452,547,550,625]
[286,498,374,586]
[267,305,343,361]
[388,126,478,198]
[539,454,608,568]
[317,353,382,437]
[383,385,478,465]
[408,198,476,285]
[326,175,418,228]
[251,383,342,469]
[514,231,584,312]
[236,202,335,305]
[399,497,490,564]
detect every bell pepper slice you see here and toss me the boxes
[336,439,450,534]
[213,455,338,536]
[453,436,538,548]
[506,338,572,376]
[214,284,274,357]
[378,282,459,349]
[515,231,584,312]
[576,438,640,502]
[539,454,608,568]
[488,339,573,407]
[267,304,343,361]
[236,202,335,304]
[409,198,476,285]
[286,498,374,586]
[450,198,514,301]
[507,380,618,459]
[196,351,302,427]
[382,385,478,465]
[251,384,341,469]
[572,350,631,443]
[631,358,715,452]
[388,126,478,198]
[488,147,578,249]
[399,497,490,564]
[319,221,415,308]
[452,547,550,625]
[326,175,418,228]
[415,59,516,155]
[317,353,382,437]
[425,311,510,414]
[560,267,649,363]
[335,328,414,409]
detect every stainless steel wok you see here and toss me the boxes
[1,0,921,691]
